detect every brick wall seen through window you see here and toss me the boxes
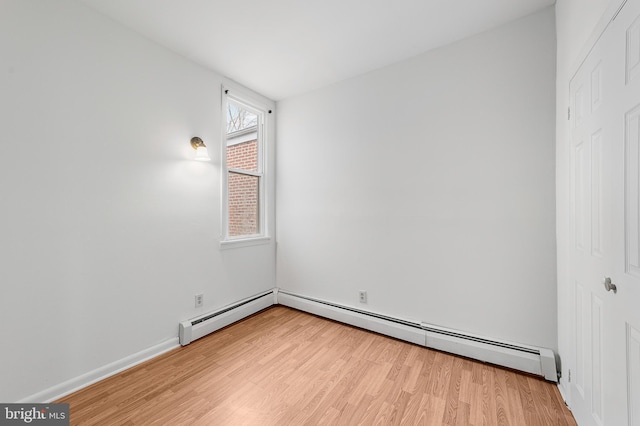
[227,139,259,236]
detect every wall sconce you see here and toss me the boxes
[190,137,210,161]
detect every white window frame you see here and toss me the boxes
[220,87,271,248]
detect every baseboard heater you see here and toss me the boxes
[276,290,558,382]
[177,289,557,382]
[179,290,275,346]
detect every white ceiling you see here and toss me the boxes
[79,0,555,101]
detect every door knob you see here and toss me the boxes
[604,277,617,293]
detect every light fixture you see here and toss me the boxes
[190,136,210,161]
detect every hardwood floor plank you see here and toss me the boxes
[494,367,513,426]
[414,349,437,396]
[425,394,447,426]
[57,306,576,425]
[481,364,498,425]
[468,382,484,426]
[442,356,463,424]
[458,362,472,405]
[429,351,453,399]
[401,361,422,394]
[455,401,471,426]
[504,373,527,426]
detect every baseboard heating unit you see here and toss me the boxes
[178,289,558,382]
[179,290,275,346]
[276,290,558,382]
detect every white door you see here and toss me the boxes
[570,16,611,425]
[569,1,640,425]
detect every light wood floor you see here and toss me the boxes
[58,306,576,425]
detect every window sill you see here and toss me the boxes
[220,236,272,250]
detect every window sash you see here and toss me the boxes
[227,171,261,237]
[227,167,262,178]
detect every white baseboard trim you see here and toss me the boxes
[558,381,571,407]
[19,337,180,403]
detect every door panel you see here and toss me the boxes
[626,14,640,84]
[625,105,640,278]
[591,130,604,258]
[576,282,586,398]
[628,324,640,426]
[590,294,604,425]
[575,138,590,253]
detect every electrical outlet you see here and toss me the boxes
[195,294,203,308]
[359,291,367,303]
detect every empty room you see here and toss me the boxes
[1,0,639,425]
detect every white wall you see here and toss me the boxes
[276,8,557,349]
[0,0,275,402]
[555,0,615,400]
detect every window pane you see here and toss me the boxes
[226,139,258,172]
[227,102,257,133]
[228,171,259,237]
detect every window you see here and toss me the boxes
[222,91,268,244]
